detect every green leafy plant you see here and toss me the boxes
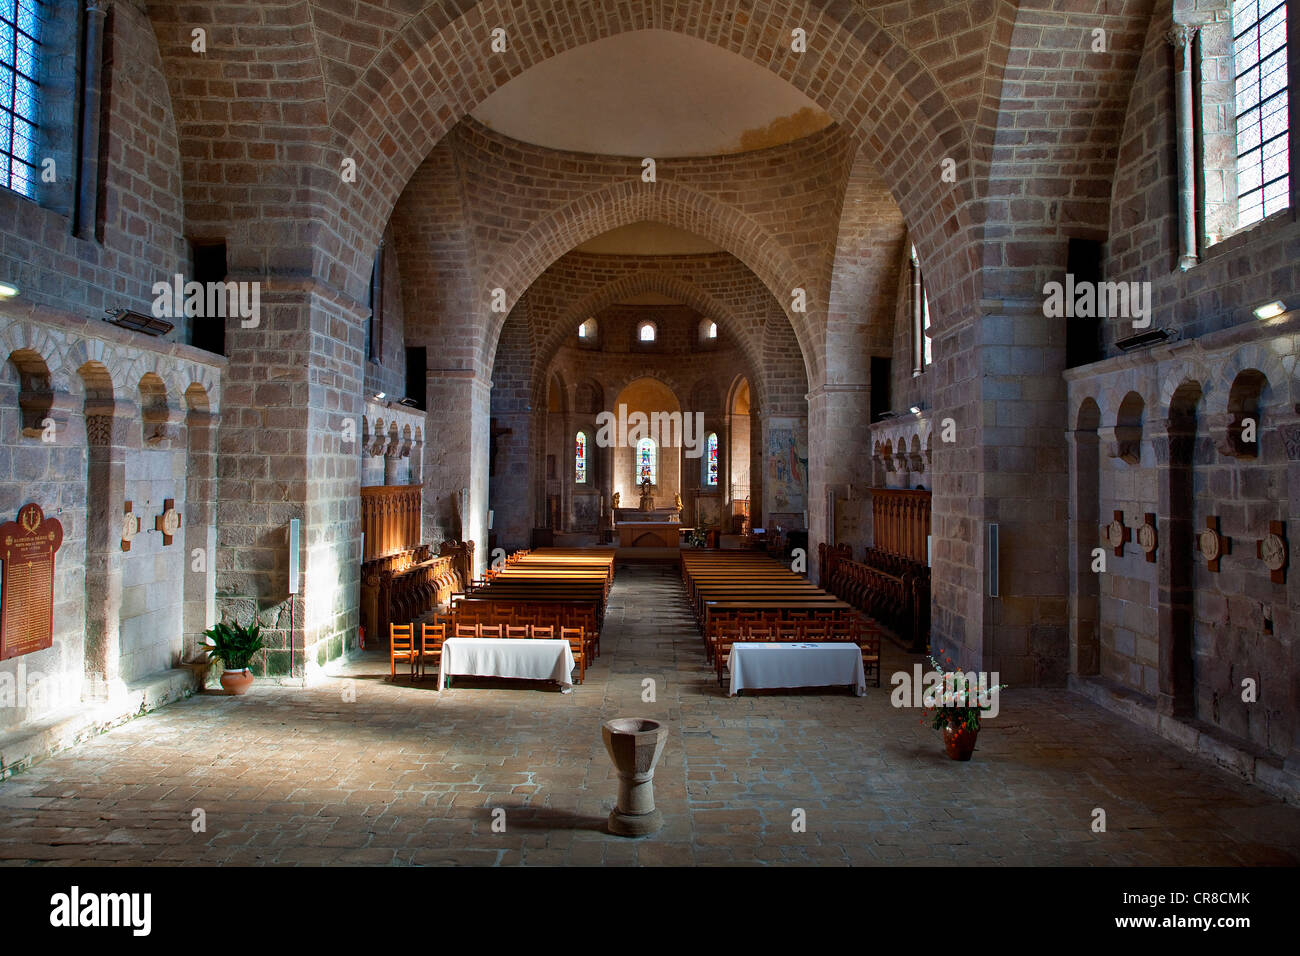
[201,620,265,671]
[685,528,708,548]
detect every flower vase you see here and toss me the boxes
[942,721,977,760]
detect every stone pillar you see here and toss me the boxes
[182,408,219,662]
[807,382,872,581]
[217,279,364,680]
[83,399,133,700]
[1276,418,1300,780]
[1067,424,1101,676]
[424,368,489,574]
[383,432,401,485]
[1169,24,1201,271]
[1151,416,1198,717]
[74,0,110,241]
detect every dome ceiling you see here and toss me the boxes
[471,29,832,158]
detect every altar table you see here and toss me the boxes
[728,642,866,697]
[439,638,576,693]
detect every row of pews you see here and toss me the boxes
[819,543,930,652]
[448,548,617,684]
[361,540,475,645]
[680,550,881,687]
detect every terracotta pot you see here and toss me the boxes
[942,721,978,761]
[220,668,254,695]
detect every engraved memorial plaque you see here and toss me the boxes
[0,503,64,660]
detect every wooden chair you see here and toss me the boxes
[389,623,417,680]
[505,624,530,640]
[454,621,478,639]
[478,623,503,639]
[531,624,554,640]
[560,626,586,685]
[714,625,744,687]
[852,618,881,687]
[418,621,446,680]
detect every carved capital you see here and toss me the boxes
[85,0,112,15]
[1166,23,1199,49]
[1280,423,1300,462]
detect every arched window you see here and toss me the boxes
[1233,0,1289,228]
[575,431,587,483]
[637,320,656,342]
[705,432,719,486]
[578,317,597,340]
[637,437,657,484]
[1,1,43,198]
[698,318,718,344]
[911,244,932,373]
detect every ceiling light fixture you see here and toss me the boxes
[1253,300,1286,320]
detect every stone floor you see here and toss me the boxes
[1,564,1298,866]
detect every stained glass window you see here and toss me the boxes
[1233,0,1290,228]
[706,433,719,486]
[0,0,43,199]
[637,437,656,485]
[575,431,587,483]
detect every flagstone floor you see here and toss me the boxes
[1,564,1298,866]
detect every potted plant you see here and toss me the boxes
[201,620,265,695]
[684,528,708,549]
[922,649,1007,760]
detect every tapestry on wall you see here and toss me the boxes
[766,426,807,512]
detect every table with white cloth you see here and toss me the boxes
[439,638,576,693]
[728,642,866,697]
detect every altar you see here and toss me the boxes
[617,521,687,548]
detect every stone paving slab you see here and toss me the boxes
[0,564,1297,866]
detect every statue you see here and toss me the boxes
[638,477,654,511]
[674,492,683,513]
[612,492,620,509]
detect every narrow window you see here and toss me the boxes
[637,437,657,484]
[1233,0,1290,227]
[0,0,43,198]
[705,432,718,486]
[575,431,587,484]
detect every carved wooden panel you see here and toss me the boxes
[869,488,931,565]
[0,503,64,660]
[360,484,422,562]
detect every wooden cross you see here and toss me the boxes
[154,498,182,546]
[1104,509,1130,558]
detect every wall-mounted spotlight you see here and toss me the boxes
[373,392,386,401]
[909,404,924,415]
[105,308,173,336]
[0,281,19,298]
[1254,300,1287,320]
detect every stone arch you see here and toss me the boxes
[324,4,978,305]
[1115,390,1145,466]
[1224,369,1270,459]
[138,372,169,445]
[183,381,210,413]
[1208,345,1292,413]
[484,180,814,377]
[526,269,777,412]
[7,347,54,435]
[1075,395,1102,431]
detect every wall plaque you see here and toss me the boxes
[154,498,181,545]
[1137,513,1158,563]
[1102,509,1130,557]
[1197,516,1229,572]
[1256,520,1288,584]
[0,503,64,660]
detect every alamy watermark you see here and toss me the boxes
[1042,274,1152,329]
[151,274,261,328]
[594,402,708,458]
[890,663,1003,718]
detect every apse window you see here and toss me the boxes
[575,431,587,483]
[0,0,43,199]
[637,437,657,485]
[578,318,597,340]
[637,320,657,343]
[1233,0,1290,229]
[705,432,719,486]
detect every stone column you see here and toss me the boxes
[383,431,401,485]
[1151,416,1198,717]
[1169,24,1201,271]
[1277,418,1300,782]
[182,408,219,662]
[424,368,489,573]
[74,0,110,241]
[82,399,133,700]
[1066,424,1101,676]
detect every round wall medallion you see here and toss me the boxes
[1137,522,1157,554]
[1262,532,1287,572]
[1105,519,1126,549]
[160,507,181,537]
[121,512,140,544]
[1197,528,1220,562]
